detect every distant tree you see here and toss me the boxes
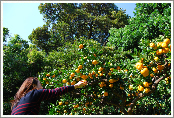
[28,3,129,52]
[3,27,10,42]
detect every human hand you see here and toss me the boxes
[74,80,88,89]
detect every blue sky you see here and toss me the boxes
[3,2,136,44]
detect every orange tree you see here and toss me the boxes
[38,35,171,115]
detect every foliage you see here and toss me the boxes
[3,27,10,42]
[38,35,171,115]
[28,3,129,52]
[107,3,171,51]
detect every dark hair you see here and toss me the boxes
[10,77,42,110]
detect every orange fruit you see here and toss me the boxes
[92,60,98,65]
[70,73,75,77]
[83,108,86,111]
[116,66,120,70]
[120,86,124,90]
[46,81,49,84]
[110,68,114,72]
[92,71,95,75]
[150,42,155,48]
[144,88,150,93]
[59,102,63,105]
[99,67,104,71]
[93,54,96,57]
[79,44,83,49]
[152,67,158,73]
[138,85,144,91]
[140,67,149,77]
[95,74,98,77]
[143,82,149,87]
[43,78,47,81]
[163,38,170,45]
[71,81,76,85]
[135,93,139,96]
[135,62,143,70]
[157,42,162,47]
[129,85,133,90]
[161,42,168,48]
[150,73,154,77]
[75,69,80,73]
[76,77,80,81]
[81,75,88,79]
[109,79,115,83]
[66,82,70,85]
[78,65,83,69]
[154,57,159,61]
[99,84,103,88]
[46,73,50,77]
[62,79,67,83]
[104,92,108,96]
[157,64,164,70]
[109,84,113,88]
[163,48,169,53]
[52,74,55,78]
[108,72,112,76]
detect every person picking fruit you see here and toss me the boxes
[11,77,87,115]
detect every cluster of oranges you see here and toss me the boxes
[150,38,170,55]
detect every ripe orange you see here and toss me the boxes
[163,38,170,45]
[81,75,88,80]
[99,84,103,88]
[152,67,158,73]
[93,54,96,57]
[154,57,159,61]
[157,64,164,70]
[150,73,154,77]
[46,73,50,77]
[46,81,49,84]
[79,44,83,49]
[71,81,76,85]
[43,78,46,81]
[52,74,55,78]
[129,85,133,90]
[95,74,98,77]
[150,42,155,48]
[109,79,115,83]
[161,42,168,48]
[109,84,113,88]
[116,66,120,70]
[83,108,86,111]
[138,85,144,91]
[144,88,150,93]
[108,72,112,76]
[92,60,98,65]
[140,67,149,77]
[101,82,105,84]
[157,42,162,47]
[66,82,70,85]
[120,86,124,90]
[70,73,75,77]
[75,69,80,73]
[92,71,95,75]
[110,68,114,72]
[78,65,83,69]
[104,92,108,96]
[99,67,104,71]
[143,82,149,87]
[59,102,63,105]
[163,48,169,53]
[135,62,143,70]
[62,79,67,83]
